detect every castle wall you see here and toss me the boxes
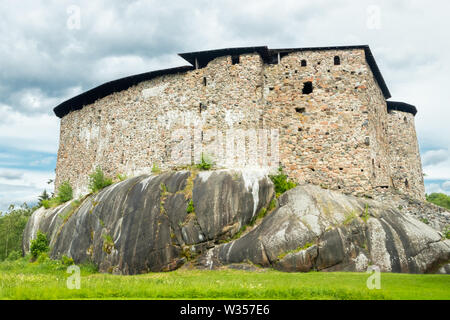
[55,48,412,199]
[55,54,266,196]
[386,110,425,200]
[261,49,392,194]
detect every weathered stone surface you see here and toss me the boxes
[22,169,274,274]
[193,170,273,241]
[198,185,449,273]
[23,171,448,274]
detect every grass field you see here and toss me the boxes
[0,256,449,300]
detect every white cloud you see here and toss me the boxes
[0,170,24,180]
[425,183,446,195]
[423,154,450,181]
[91,54,183,83]
[29,156,55,167]
[0,168,54,211]
[442,181,450,190]
[0,105,59,154]
[422,149,449,167]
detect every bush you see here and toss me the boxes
[444,227,450,240]
[196,153,213,170]
[186,200,195,213]
[57,181,73,203]
[6,250,21,261]
[269,167,297,197]
[41,182,73,208]
[116,173,127,181]
[41,199,51,209]
[36,252,50,263]
[151,163,161,174]
[88,166,113,193]
[30,231,49,259]
[61,255,74,266]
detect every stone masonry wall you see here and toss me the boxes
[261,49,392,194]
[386,110,425,200]
[55,48,423,200]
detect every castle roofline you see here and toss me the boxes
[53,65,194,118]
[178,45,391,100]
[387,101,417,116]
[54,45,391,119]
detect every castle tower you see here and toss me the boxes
[386,101,425,200]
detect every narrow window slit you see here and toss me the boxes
[302,81,313,94]
[334,56,340,65]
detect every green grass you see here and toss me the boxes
[0,257,449,300]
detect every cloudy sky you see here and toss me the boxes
[0,0,449,211]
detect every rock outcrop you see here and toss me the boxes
[23,170,449,274]
[23,169,274,274]
[198,185,450,273]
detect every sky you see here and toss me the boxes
[0,0,449,211]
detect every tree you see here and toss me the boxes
[0,203,34,260]
[30,230,49,259]
[56,181,73,203]
[426,193,450,210]
[37,190,50,207]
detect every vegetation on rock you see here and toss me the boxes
[116,173,127,181]
[151,163,161,174]
[88,166,113,193]
[277,242,315,260]
[196,153,213,170]
[186,200,195,214]
[269,167,297,197]
[41,181,73,208]
[37,190,50,207]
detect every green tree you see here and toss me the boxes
[37,190,50,207]
[56,181,73,203]
[426,193,450,210]
[30,231,49,259]
[0,203,34,260]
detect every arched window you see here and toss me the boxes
[301,59,307,67]
[334,56,340,65]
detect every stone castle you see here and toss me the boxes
[53,45,425,200]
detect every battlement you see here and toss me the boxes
[53,45,425,200]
